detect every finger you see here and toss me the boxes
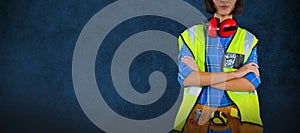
[249,65,260,70]
[182,58,192,64]
[249,68,260,77]
[251,63,259,68]
[245,62,254,66]
[180,58,186,62]
[181,58,191,64]
[248,62,259,68]
[184,56,196,62]
[248,67,257,72]
[242,63,252,69]
[181,60,190,66]
[182,57,196,65]
[182,60,196,69]
[251,70,259,77]
[254,69,260,77]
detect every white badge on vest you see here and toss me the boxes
[223,53,245,69]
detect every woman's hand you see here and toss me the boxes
[233,62,260,78]
[181,56,199,71]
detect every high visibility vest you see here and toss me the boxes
[174,24,263,131]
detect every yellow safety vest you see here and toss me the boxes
[174,24,263,131]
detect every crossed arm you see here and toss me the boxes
[181,56,260,92]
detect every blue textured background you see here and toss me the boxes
[1,0,299,133]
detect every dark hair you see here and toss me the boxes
[204,0,244,15]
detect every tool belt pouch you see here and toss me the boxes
[208,107,240,133]
[209,111,231,132]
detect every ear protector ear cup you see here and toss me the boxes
[219,18,238,37]
[207,17,219,37]
[207,17,238,38]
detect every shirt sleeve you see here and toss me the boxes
[244,46,261,88]
[178,43,194,88]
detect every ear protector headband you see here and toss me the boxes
[207,17,238,38]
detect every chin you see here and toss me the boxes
[218,12,231,16]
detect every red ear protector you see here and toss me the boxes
[207,17,238,38]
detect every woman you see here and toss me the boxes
[173,0,263,133]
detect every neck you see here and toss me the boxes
[214,14,233,22]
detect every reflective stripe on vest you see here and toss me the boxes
[174,25,206,131]
[174,25,262,131]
